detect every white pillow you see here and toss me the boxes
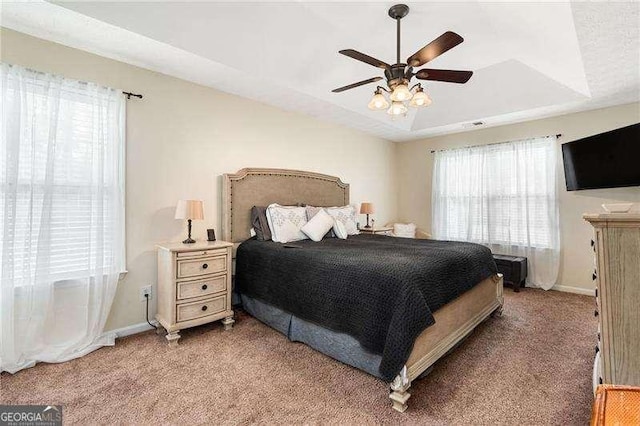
[326,205,359,235]
[266,204,309,243]
[301,209,335,242]
[393,223,416,238]
[333,219,348,239]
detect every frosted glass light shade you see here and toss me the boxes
[390,84,412,101]
[175,200,204,220]
[410,90,432,107]
[368,92,389,110]
[387,101,408,116]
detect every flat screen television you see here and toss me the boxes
[562,123,640,191]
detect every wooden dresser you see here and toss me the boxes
[584,213,640,388]
[156,241,234,346]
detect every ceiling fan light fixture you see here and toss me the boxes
[332,4,472,120]
[390,84,412,102]
[387,101,408,116]
[368,91,390,110]
[410,89,432,107]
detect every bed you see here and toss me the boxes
[222,168,504,412]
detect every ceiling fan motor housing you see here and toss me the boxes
[385,65,410,89]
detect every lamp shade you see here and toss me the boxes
[360,202,374,214]
[410,90,432,107]
[368,92,389,110]
[387,101,408,116]
[175,200,204,220]
[390,84,413,102]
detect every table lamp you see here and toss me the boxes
[360,202,374,229]
[175,200,204,244]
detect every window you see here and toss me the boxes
[1,64,125,373]
[432,136,560,289]
[0,63,125,284]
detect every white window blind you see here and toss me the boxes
[432,136,560,289]
[0,65,125,283]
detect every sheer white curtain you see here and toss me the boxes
[0,63,125,373]
[432,136,560,290]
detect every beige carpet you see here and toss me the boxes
[1,289,596,425]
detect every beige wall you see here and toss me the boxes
[396,103,640,294]
[3,26,638,331]
[0,28,398,331]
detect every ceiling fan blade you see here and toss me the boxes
[331,77,383,93]
[339,49,390,70]
[415,69,473,83]
[407,31,464,67]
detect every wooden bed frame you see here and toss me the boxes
[222,168,504,412]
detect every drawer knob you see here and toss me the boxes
[202,284,208,290]
[202,305,208,311]
[202,263,208,269]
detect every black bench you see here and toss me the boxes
[493,254,528,292]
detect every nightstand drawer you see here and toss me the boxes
[177,274,227,300]
[177,250,220,258]
[177,255,226,279]
[177,295,226,322]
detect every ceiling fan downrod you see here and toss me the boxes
[388,4,409,66]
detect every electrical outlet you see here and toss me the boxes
[140,285,152,302]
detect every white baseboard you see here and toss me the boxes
[110,320,159,339]
[551,284,596,296]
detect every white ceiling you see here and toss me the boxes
[2,1,639,142]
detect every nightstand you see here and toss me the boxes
[156,240,234,346]
[360,226,393,235]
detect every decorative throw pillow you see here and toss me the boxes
[306,206,335,238]
[301,209,335,242]
[333,219,348,239]
[305,206,324,221]
[326,205,359,235]
[266,204,309,243]
[251,206,271,241]
[393,223,416,238]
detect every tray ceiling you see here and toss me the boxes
[2,1,639,142]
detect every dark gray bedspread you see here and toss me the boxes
[235,234,497,381]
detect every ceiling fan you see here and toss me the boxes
[332,4,473,117]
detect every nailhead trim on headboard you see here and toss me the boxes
[222,168,350,245]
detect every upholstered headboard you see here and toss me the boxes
[222,168,350,246]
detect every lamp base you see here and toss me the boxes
[363,213,372,229]
[183,219,195,244]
